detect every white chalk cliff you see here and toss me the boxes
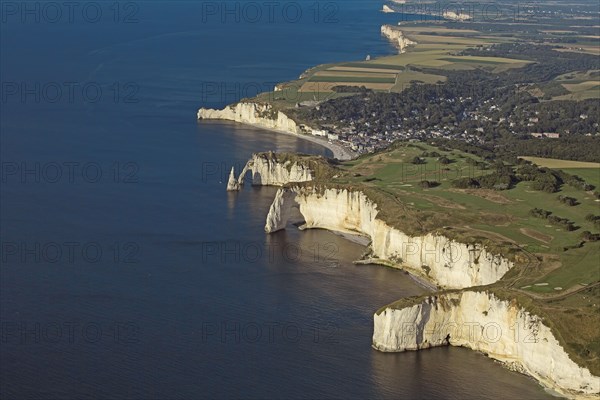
[381,25,416,53]
[198,102,353,161]
[198,102,302,135]
[373,291,600,398]
[226,153,313,191]
[443,11,472,21]
[264,186,513,290]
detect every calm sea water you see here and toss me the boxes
[1,1,552,398]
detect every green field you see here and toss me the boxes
[329,145,600,268]
[520,156,600,169]
[237,19,538,104]
[339,62,405,70]
[440,56,526,65]
[553,69,600,100]
[562,168,600,187]
[309,76,397,84]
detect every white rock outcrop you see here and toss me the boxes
[264,187,513,289]
[373,291,600,399]
[198,102,302,134]
[443,11,472,21]
[226,167,240,191]
[381,25,417,53]
[227,153,314,191]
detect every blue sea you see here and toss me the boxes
[0,1,552,398]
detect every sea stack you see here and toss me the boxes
[226,167,240,191]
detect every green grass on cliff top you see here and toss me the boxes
[285,141,600,375]
[297,142,600,297]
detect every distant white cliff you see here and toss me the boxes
[373,291,600,399]
[382,0,406,13]
[226,153,314,191]
[265,186,513,290]
[443,11,472,21]
[381,25,417,53]
[198,102,354,161]
[198,102,301,134]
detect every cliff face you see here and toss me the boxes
[381,25,416,53]
[264,187,513,289]
[227,153,313,191]
[265,188,299,231]
[198,102,301,134]
[373,291,600,398]
[443,11,472,21]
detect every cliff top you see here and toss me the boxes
[253,151,339,181]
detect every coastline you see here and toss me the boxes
[320,229,438,292]
[354,258,438,292]
[201,118,355,161]
[196,15,600,398]
[300,217,438,292]
[197,22,411,162]
[330,230,371,246]
[251,122,356,161]
[408,274,438,292]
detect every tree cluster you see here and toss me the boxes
[530,208,577,231]
[585,214,600,230]
[581,231,600,242]
[557,195,579,206]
